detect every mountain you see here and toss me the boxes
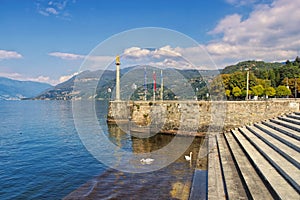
[34,70,115,100]
[33,67,219,100]
[0,77,52,100]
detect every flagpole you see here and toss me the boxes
[153,71,156,102]
[160,70,163,101]
[144,67,147,101]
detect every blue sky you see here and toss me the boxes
[0,0,299,85]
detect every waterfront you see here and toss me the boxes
[0,100,203,199]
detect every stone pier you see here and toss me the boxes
[107,100,300,135]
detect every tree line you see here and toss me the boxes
[210,56,300,100]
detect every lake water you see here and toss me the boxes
[0,100,204,199]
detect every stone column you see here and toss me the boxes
[116,55,120,101]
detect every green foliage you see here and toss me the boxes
[232,87,242,98]
[269,70,276,87]
[251,85,264,96]
[276,85,291,97]
[213,57,300,100]
[225,89,231,97]
[265,87,276,97]
[228,72,247,90]
[295,56,300,65]
[221,60,282,74]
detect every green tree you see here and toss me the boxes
[276,85,291,97]
[294,56,300,66]
[229,72,247,90]
[225,89,231,98]
[269,69,276,87]
[265,87,276,97]
[232,87,242,98]
[251,85,265,97]
[209,75,227,98]
[275,71,281,86]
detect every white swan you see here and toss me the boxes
[140,158,154,165]
[185,152,192,161]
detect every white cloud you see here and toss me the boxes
[58,72,79,83]
[0,72,57,85]
[45,7,58,15]
[48,52,115,66]
[225,0,270,7]
[123,47,151,58]
[207,0,300,67]
[49,52,85,60]
[0,50,23,60]
[36,0,73,19]
[153,45,182,58]
[123,46,183,59]
[29,76,52,83]
[120,46,213,70]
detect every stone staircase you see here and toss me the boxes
[206,112,300,200]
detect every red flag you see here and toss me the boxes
[153,71,156,91]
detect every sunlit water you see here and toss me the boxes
[0,100,204,199]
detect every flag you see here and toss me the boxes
[153,71,156,91]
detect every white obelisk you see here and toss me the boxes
[116,55,120,101]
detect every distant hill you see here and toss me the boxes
[33,70,116,100]
[33,67,219,100]
[0,77,51,100]
[221,60,282,74]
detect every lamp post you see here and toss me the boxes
[107,87,111,101]
[245,64,255,101]
[245,68,249,101]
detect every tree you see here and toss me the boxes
[210,75,227,98]
[265,87,276,97]
[269,69,276,87]
[229,72,247,90]
[232,87,242,98]
[295,56,300,65]
[251,85,264,97]
[276,85,291,97]
[225,90,231,98]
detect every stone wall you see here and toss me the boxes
[107,100,300,135]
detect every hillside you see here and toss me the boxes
[33,67,219,100]
[212,57,300,99]
[221,60,283,74]
[0,77,51,100]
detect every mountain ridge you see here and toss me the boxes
[0,77,52,100]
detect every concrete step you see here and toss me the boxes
[216,134,247,199]
[286,113,300,121]
[262,120,300,141]
[278,116,300,126]
[224,131,273,200]
[271,118,300,133]
[207,135,226,200]
[247,125,300,170]
[189,169,207,200]
[232,128,299,199]
[253,123,300,168]
[256,121,300,152]
[239,127,300,195]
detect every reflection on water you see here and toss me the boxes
[108,124,175,153]
[65,121,204,200]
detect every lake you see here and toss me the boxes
[0,100,204,199]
